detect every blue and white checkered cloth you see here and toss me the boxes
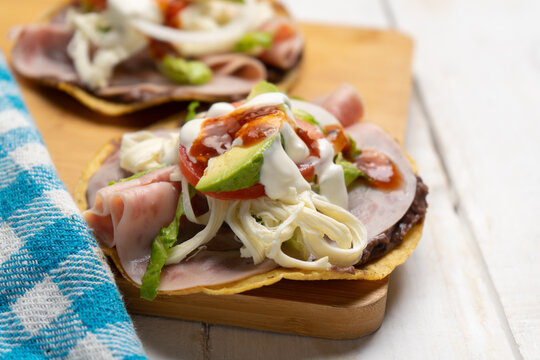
[0,53,146,359]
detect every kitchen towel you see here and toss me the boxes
[0,53,146,359]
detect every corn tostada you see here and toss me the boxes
[11,0,303,115]
[75,82,428,300]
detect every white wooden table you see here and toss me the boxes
[132,1,540,358]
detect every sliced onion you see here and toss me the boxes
[129,0,255,45]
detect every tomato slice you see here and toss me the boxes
[178,145,316,200]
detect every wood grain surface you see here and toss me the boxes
[0,0,416,341]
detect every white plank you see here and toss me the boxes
[207,95,515,359]
[131,315,204,360]
[387,0,540,357]
[280,0,388,28]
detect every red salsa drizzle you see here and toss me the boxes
[295,118,322,158]
[190,106,285,164]
[355,149,403,191]
[155,0,189,28]
[148,39,177,60]
[190,106,324,165]
[78,0,107,12]
[324,124,350,155]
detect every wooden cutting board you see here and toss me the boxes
[0,2,413,338]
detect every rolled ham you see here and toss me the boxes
[314,83,365,127]
[11,24,268,103]
[84,166,180,249]
[11,24,79,83]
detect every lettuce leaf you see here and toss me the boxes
[292,109,319,126]
[346,136,362,158]
[235,31,273,53]
[186,101,200,122]
[335,152,368,186]
[140,194,185,300]
[160,55,212,85]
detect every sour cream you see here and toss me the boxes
[241,92,292,111]
[314,138,348,209]
[280,121,309,163]
[206,102,236,118]
[260,134,310,202]
[178,118,205,163]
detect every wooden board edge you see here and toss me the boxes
[116,274,388,339]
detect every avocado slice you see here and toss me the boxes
[196,135,277,193]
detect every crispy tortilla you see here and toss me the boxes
[15,0,302,116]
[74,138,424,296]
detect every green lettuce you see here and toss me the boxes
[335,152,368,186]
[346,136,362,158]
[185,101,200,122]
[292,109,324,133]
[140,194,185,300]
[235,32,273,53]
[160,55,212,85]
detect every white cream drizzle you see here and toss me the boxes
[206,102,236,118]
[280,122,309,163]
[259,134,310,202]
[241,92,291,110]
[314,138,349,209]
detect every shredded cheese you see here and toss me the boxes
[119,131,179,174]
[225,190,367,270]
[166,194,229,265]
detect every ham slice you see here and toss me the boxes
[314,83,365,127]
[346,122,417,239]
[84,166,180,248]
[11,24,268,103]
[84,165,277,289]
[125,250,276,290]
[96,53,267,101]
[11,24,78,83]
[258,17,303,69]
[86,149,129,208]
